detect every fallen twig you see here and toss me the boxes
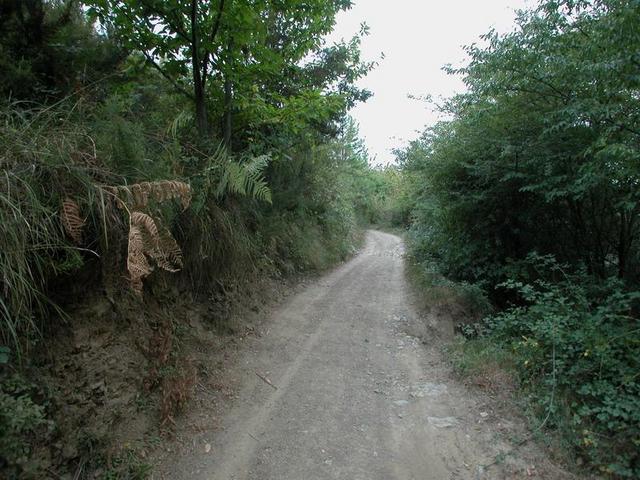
[255,372,277,390]
[197,382,216,396]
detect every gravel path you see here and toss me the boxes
[155,230,568,480]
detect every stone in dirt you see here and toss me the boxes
[427,416,459,428]
[409,382,447,398]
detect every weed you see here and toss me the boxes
[0,374,53,478]
[101,448,152,480]
[446,336,517,393]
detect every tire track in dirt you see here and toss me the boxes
[154,230,571,480]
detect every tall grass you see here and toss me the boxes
[0,96,371,354]
[0,102,105,354]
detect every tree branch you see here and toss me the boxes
[137,0,191,43]
[210,0,226,44]
[116,7,194,100]
[202,0,226,87]
[141,50,194,100]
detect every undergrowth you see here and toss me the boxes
[397,1,640,476]
[435,255,640,478]
[0,104,106,355]
[404,250,491,321]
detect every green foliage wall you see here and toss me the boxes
[398,1,640,476]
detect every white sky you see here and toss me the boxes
[327,0,531,165]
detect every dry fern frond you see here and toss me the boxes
[104,180,192,211]
[130,211,159,241]
[60,198,85,244]
[126,210,184,293]
[149,225,183,273]
[127,223,153,294]
[104,179,191,294]
[131,182,149,210]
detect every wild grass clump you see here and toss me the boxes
[446,336,517,392]
[405,248,491,321]
[0,103,107,354]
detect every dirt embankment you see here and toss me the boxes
[7,271,293,478]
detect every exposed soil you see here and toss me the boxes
[151,231,574,480]
[21,267,294,478]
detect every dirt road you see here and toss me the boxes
[156,231,567,479]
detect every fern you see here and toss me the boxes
[127,221,153,294]
[56,181,191,295]
[126,211,184,295]
[214,154,272,204]
[60,198,84,244]
[105,180,192,211]
[166,110,193,139]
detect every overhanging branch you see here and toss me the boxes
[141,50,194,100]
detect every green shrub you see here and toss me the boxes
[480,265,640,477]
[0,375,52,478]
[447,335,515,380]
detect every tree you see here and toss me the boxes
[403,0,640,284]
[88,0,359,143]
[0,0,121,100]
[88,0,228,135]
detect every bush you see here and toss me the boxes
[398,2,640,476]
[0,375,52,478]
[477,262,640,477]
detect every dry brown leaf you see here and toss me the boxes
[149,224,183,273]
[104,180,192,210]
[126,210,184,293]
[126,223,153,295]
[130,211,159,241]
[60,198,85,244]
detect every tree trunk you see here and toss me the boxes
[194,76,208,136]
[618,210,631,279]
[191,0,208,136]
[223,75,232,149]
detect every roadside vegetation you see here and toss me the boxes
[395,1,640,477]
[0,1,386,478]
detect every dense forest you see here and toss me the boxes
[394,0,640,477]
[0,1,395,478]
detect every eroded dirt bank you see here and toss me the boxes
[153,231,571,480]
